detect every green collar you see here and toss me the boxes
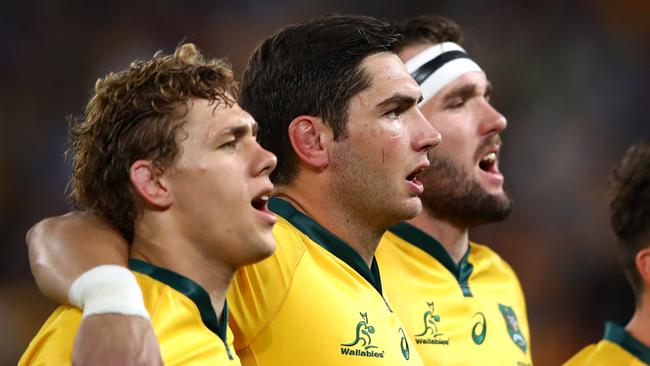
[388,222,473,297]
[128,259,230,344]
[604,322,650,363]
[269,197,383,295]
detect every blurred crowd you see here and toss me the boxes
[1,0,648,364]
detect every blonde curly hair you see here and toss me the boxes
[68,43,237,240]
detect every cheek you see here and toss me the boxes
[366,120,404,139]
[366,123,384,138]
[387,120,404,139]
[436,122,469,150]
[195,161,210,173]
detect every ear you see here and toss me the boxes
[636,246,650,285]
[288,116,331,170]
[129,160,172,209]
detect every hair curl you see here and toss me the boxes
[609,141,650,295]
[68,43,237,240]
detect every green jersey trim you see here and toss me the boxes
[128,259,234,359]
[388,222,474,297]
[603,321,650,364]
[269,197,383,295]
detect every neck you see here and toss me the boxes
[626,295,650,348]
[275,184,384,268]
[407,209,469,264]
[130,216,234,317]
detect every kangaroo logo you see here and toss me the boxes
[340,312,385,358]
[416,301,442,337]
[341,312,378,349]
[414,301,449,345]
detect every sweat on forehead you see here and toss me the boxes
[405,42,482,104]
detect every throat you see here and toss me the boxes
[408,211,469,265]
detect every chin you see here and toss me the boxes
[250,234,277,263]
[486,188,507,199]
[392,199,423,223]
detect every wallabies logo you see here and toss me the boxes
[340,312,385,358]
[414,301,449,345]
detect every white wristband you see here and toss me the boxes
[68,265,150,320]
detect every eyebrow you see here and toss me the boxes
[220,122,258,138]
[375,93,422,109]
[443,81,492,102]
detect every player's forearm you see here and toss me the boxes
[26,211,129,305]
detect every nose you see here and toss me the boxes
[252,142,277,177]
[412,109,442,153]
[478,101,507,135]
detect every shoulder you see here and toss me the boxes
[563,340,635,366]
[469,242,520,280]
[228,217,308,349]
[19,306,81,365]
[564,344,598,366]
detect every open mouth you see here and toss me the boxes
[478,152,498,173]
[251,193,270,211]
[406,168,425,183]
[404,163,429,195]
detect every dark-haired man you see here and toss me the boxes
[376,15,533,365]
[20,43,277,365]
[226,14,439,366]
[564,141,650,365]
[25,15,439,365]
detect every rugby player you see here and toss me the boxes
[20,43,277,365]
[376,15,533,365]
[564,141,650,365]
[24,15,440,365]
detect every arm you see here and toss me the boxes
[26,212,163,366]
[26,211,129,304]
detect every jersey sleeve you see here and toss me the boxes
[563,345,596,366]
[227,219,306,350]
[18,307,81,365]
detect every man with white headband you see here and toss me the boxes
[376,15,533,365]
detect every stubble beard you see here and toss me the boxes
[328,142,420,231]
[419,154,513,228]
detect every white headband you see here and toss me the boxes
[405,42,482,104]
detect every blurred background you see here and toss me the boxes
[2,0,649,364]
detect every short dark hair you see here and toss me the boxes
[69,43,237,240]
[240,14,401,185]
[393,15,463,51]
[609,141,650,296]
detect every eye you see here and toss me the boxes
[219,139,237,149]
[384,108,402,120]
[447,98,467,109]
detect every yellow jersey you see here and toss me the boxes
[19,259,239,365]
[228,198,423,366]
[377,222,532,366]
[564,322,650,366]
